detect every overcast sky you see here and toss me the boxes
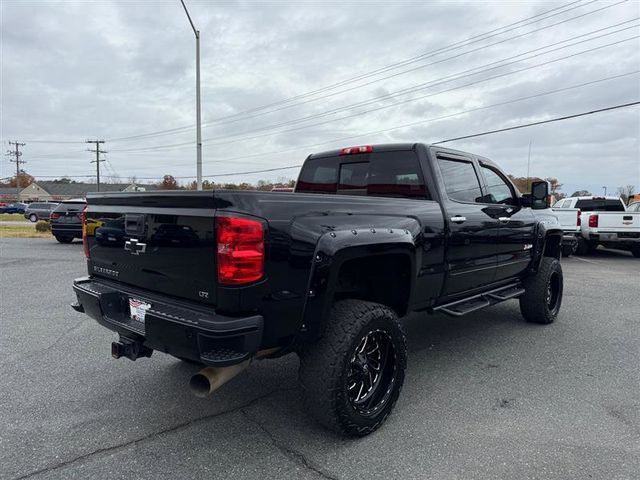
[1,0,639,194]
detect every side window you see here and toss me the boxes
[437,158,483,203]
[480,166,515,204]
[338,162,368,194]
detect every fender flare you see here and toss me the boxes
[298,227,417,343]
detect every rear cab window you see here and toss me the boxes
[296,150,429,199]
[575,199,625,212]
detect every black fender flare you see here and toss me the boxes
[531,222,563,272]
[298,227,417,343]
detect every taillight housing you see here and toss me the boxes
[81,206,89,258]
[49,212,60,220]
[216,215,264,285]
[576,210,581,227]
[589,214,598,228]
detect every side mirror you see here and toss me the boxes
[530,181,550,209]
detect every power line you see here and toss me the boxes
[104,0,605,143]
[195,21,640,145]
[433,101,640,144]
[109,33,640,154]
[26,70,640,178]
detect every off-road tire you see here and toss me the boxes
[575,237,594,255]
[55,235,73,244]
[519,257,563,324]
[299,299,407,437]
[29,214,38,222]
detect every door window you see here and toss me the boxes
[437,158,483,203]
[480,166,516,205]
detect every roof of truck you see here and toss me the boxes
[306,143,491,162]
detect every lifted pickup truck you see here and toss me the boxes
[72,143,563,436]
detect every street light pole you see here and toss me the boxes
[602,186,607,196]
[180,0,203,190]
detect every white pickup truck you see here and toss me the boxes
[550,203,581,257]
[556,196,640,257]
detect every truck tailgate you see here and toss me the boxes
[592,212,640,232]
[85,191,217,305]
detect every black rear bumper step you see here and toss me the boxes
[434,283,525,317]
[72,277,263,367]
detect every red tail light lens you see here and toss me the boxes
[49,212,60,220]
[576,210,581,227]
[81,206,89,258]
[339,145,373,155]
[216,216,264,285]
[589,214,599,228]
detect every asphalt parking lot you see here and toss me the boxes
[1,238,638,480]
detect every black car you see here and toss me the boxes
[50,199,85,243]
[72,143,564,436]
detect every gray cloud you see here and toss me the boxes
[1,0,639,194]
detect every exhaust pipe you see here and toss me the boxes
[189,359,252,398]
[188,348,280,397]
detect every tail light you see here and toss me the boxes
[81,206,89,258]
[216,216,264,285]
[339,145,373,155]
[589,214,599,228]
[576,209,581,227]
[49,212,60,220]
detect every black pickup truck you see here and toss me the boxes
[72,143,563,436]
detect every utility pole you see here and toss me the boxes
[526,139,532,192]
[86,140,106,191]
[180,0,203,190]
[7,141,26,201]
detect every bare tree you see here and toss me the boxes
[616,184,635,203]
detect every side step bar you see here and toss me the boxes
[433,283,525,317]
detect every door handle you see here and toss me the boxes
[498,217,510,223]
[450,216,467,224]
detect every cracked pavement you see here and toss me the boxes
[1,238,639,479]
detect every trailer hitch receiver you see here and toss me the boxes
[111,338,153,361]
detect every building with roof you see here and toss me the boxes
[10,181,159,202]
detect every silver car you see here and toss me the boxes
[24,202,59,222]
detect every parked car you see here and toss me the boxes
[0,202,28,214]
[50,199,85,243]
[72,143,563,436]
[560,196,640,256]
[626,201,640,212]
[24,202,58,222]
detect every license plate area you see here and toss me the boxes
[129,298,151,323]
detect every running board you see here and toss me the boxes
[434,283,525,317]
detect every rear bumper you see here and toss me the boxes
[72,277,263,366]
[51,224,82,237]
[586,231,640,245]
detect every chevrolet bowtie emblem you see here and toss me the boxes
[124,238,147,255]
